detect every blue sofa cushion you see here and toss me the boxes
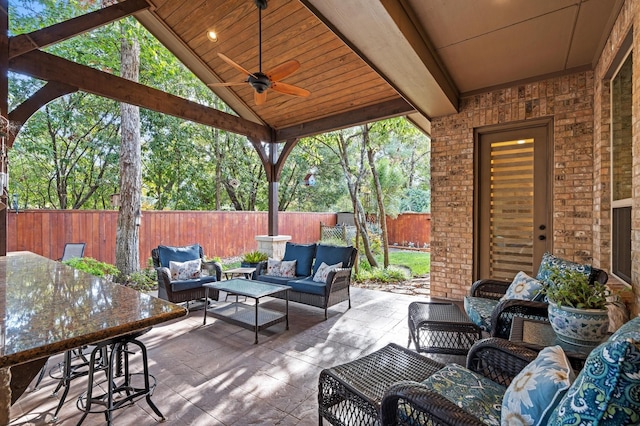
[158,244,201,268]
[283,243,316,277]
[287,277,326,296]
[464,296,499,332]
[257,274,298,286]
[170,274,217,292]
[312,244,354,275]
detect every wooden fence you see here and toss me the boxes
[7,210,430,268]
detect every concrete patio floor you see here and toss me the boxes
[10,287,461,426]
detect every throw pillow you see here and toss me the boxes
[169,258,202,280]
[500,271,544,302]
[548,338,640,425]
[501,345,575,426]
[535,252,592,286]
[312,261,342,283]
[266,258,297,278]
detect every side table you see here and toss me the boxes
[318,343,443,426]
[509,317,600,370]
[408,301,481,355]
[222,267,257,301]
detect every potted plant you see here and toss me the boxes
[240,250,268,279]
[540,266,610,346]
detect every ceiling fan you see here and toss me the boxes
[209,0,311,105]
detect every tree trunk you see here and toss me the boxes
[115,36,141,278]
[365,125,389,268]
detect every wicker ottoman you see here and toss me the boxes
[408,301,481,355]
[318,343,443,426]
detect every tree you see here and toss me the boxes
[115,28,141,277]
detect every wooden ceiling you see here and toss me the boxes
[136,0,413,137]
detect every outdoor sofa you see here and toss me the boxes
[380,316,640,425]
[151,243,222,307]
[256,242,357,319]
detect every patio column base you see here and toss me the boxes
[255,235,291,259]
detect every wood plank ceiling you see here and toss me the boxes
[137,0,411,137]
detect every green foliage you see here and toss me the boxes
[62,257,119,279]
[541,266,610,310]
[354,266,410,283]
[121,271,156,292]
[356,250,430,280]
[242,251,269,263]
[319,237,349,247]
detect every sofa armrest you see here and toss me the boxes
[466,337,538,386]
[381,381,486,426]
[489,299,549,339]
[469,278,511,299]
[325,267,352,294]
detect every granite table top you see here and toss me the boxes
[0,251,187,368]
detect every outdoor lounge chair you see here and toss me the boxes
[463,252,608,338]
[151,244,222,307]
[58,242,86,261]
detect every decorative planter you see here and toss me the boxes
[548,302,609,346]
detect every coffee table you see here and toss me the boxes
[203,279,290,344]
[408,301,481,355]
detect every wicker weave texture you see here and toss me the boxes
[318,343,443,426]
[408,302,481,355]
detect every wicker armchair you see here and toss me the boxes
[151,244,222,307]
[468,265,608,338]
[380,338,538,426]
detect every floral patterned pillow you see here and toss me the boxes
[312,261,342,283]
[500,271,544,302]
[502,345,575,426]
[169,258,201,280]
[266,258,297,278]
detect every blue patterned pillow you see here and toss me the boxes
[500,271,544,302]
[464,296,499,333]
[548,339,640,425]
[535,252,592,286]
[501,346,575,426]
[421,364,505,425]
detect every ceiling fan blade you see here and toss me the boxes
[266,60,300,82]
[271,81,310,97]
[207,81,247,87]
[254,90,267,105]
[218,53,256,78]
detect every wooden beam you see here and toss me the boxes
[7,82,77,147]
[9,0,151,59]
[10,50,272,142]
[275,98,414,141]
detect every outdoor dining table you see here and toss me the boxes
[0,251,187,424]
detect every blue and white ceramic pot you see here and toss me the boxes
[548,302,609,346]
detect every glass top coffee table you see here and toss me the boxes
[203,279,291,344]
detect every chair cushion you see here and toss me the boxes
[500,271,544,302]
[535,252,592,286]
[169,258,202,280]
[548,338,640,425]
[287,277,326,296]
[266,258,297,278]
[420,364,505,425]
[158,244,201,268]
[256,274,298,286]
[610,316,640,342]
[282,243,316,277]
[312,261,342,283]
[464,296,499,332]
[501,345,575,426]
[312,245,354,275]
[170,274,217,292]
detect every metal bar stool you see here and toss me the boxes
[76,328,162,425]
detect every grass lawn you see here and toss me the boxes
[382,250,430,276]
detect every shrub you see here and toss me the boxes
[62,257,119,280]
[242,250,268,263]
[354,266,410,284]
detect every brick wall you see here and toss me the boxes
[430,0,640,314]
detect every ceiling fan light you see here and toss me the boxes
[206,30,218,42]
